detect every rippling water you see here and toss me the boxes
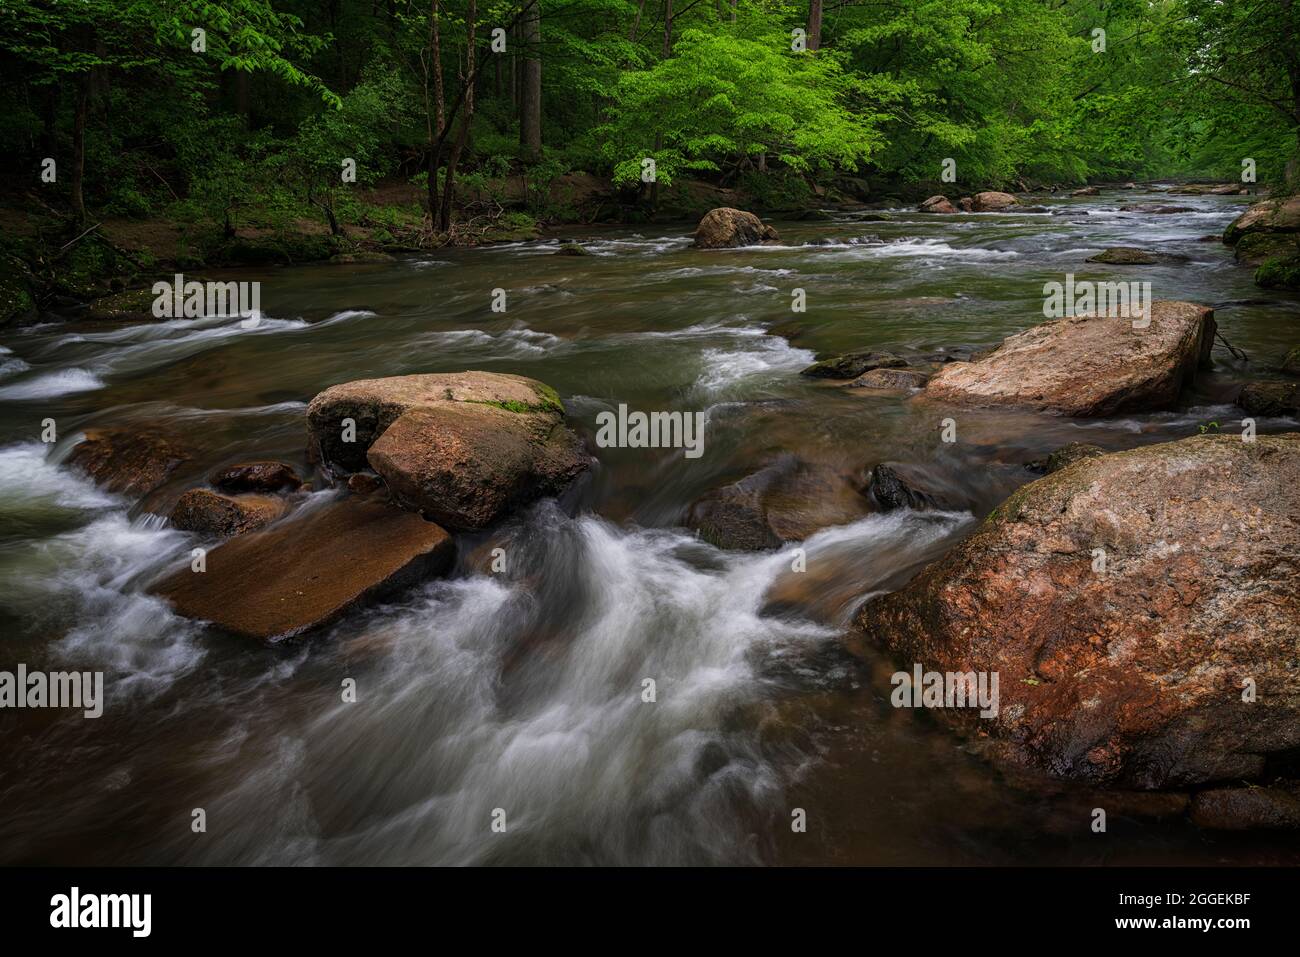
[2,190,1299,865]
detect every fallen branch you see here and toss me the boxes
[1216,330,1249,362]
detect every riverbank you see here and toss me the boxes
[7,172,1293,330]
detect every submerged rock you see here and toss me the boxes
[1071,186,1100,197]
[1086,247,1186,265]
[555,242,591,256]
[209,461,301,493]
[851,433,1300,789]
[66,426,190,499]
[1282,346,1300,377]
[692,207,780,249]
[800,350,906,379]
[154,497,455,641]
[687,457,869,549]
[170,488,286,537]
[847,367,930,391]
[1120,204,1194,214]
[971,191,1019,212]
[1237,380,1300,416]
[866,463,942,511]
[307,371,589,531]
[922,300,1215,416]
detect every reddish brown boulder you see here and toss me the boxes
[922,300,1215,416]
[170,488,286,537]
[918,195,957,214]
[971,191,1019,212]
[692,207,780,249]
[851,433,1300,789]
[307,371,589,530]
[65,426,190,498]
[154,497,455,641]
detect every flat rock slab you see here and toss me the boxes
[852,434,1300,789]
[154,497,454,641]
[307,370,589,530]
[922,300,1214,416]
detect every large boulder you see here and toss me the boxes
[971,191,1019,212]
[851,434,1300,789]
[307,371,589,531]
[154,497,455,641]
[691,207,780,249]
[918,195,957,214]
[65,426,190,499]
[922,300,1215,416]
[1222,195,1300,245]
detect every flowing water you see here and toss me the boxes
[2,189,1299,865]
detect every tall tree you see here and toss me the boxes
[519,0,542,160]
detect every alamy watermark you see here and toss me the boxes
[1043,273,1151,328]
[594,404,706,458]
[0,664,103,718]
[152,272,261,321]
[891,664,999,719]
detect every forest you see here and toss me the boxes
[2,0,1299,314]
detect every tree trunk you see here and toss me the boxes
[439,0,477,231]
[807,0,823,51]
[425,0,447,222]
[519,2,542,161]
[71,74,89,224]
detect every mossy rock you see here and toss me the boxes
[1256,253,1300,290]
[85,285,159,321]
[1234,232,1300,267]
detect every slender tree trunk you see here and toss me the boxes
[807,0,822,50]
[439,0,476,231]
[520,2,542,161]
[730,0,736,24]
[631,0,646,40]
[425,0,447,222]
[71,74,89,224]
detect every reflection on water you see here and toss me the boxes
[2,190,1299,865]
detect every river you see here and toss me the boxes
[2,188,1298,865]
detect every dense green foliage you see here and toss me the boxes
[1,0,1298,237]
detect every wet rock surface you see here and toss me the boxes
[691,207,781,249]
[922,300,1215,416]
[154,497,455,642]
[801,350,906,379]
[170,488,287,537]
[65,426,190,499]
[851,434,1300,790]
[307,370,589,530]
